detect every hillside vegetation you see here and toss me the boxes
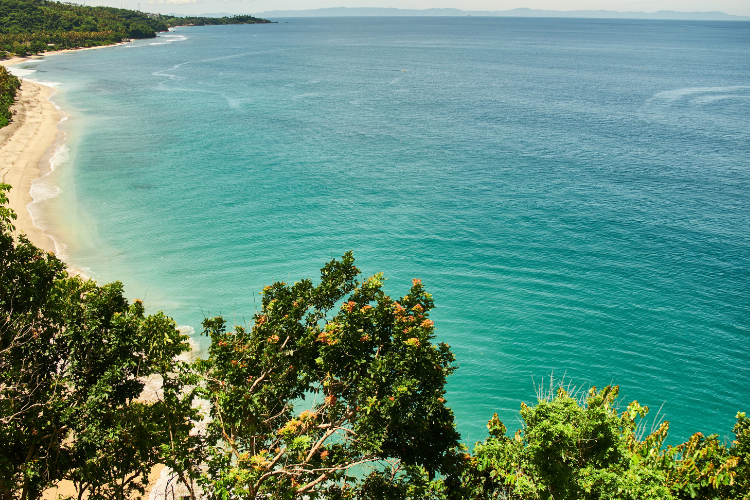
[0,66,19,127]
[0,0,270,56]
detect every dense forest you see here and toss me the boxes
[0,0,271,56]
[0,184,748,500]
[159,14,272,27]
[0,66,19,127]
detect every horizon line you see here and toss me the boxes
[244,6,750,21]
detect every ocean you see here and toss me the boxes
[12,16,750,445]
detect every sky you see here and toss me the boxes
[94,0,750,18]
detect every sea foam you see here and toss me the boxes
[649,86,750,105]
[6,67,36,77]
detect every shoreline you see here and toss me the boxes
[0,41,135,255]
[2,39,135,67]
[0,73,61,253]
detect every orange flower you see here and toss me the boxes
[412,278,421,286]
[317,331,336,345]
[393,303,406,320]
[421,319,434,328]
[404,338,421,348]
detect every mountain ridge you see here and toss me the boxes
[252,7,750,21]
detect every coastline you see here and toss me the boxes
[0,41,134,255]
[0,68,61,253]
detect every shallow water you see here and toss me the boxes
[13,17,750,445]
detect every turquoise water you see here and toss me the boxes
[14,17,750,445]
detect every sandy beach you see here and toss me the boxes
[0,59,62,253]
[0,44,133,254]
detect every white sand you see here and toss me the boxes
[0,63,62,252]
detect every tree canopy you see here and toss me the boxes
[0,184,748,499]
[462,385,750,499]
[189,252,461,498]
[0,183,190,499]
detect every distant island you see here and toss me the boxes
[254,7,750,21]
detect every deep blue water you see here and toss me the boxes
[13,17,750,445]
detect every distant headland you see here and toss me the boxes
[253,7,750,21]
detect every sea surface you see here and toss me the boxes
[12,17,750,445]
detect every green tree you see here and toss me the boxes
[461,382,750,500]
[464,384,674,500]
[0,65,20,128]
[188,252,460,499]
[0,184,190,500]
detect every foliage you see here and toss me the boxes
[647,412,749,500]
[0,184,190,500]
[462,382,750,500]
[187,252,460,499]
[731,413,750,499]
[2,183,750,499]
[0,0,271,56]
[0,65,19,127]
[158,14,273,28]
